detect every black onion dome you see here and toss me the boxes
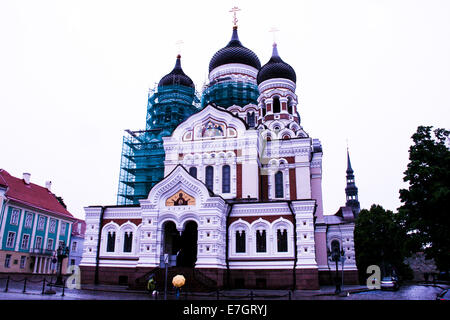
[209,27,261,72]
[257,43,296,85]
[158,55,195,88]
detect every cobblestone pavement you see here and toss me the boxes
[0,277,447,300]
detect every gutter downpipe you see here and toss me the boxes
[287,201,297,291]
[225,203,233,289]
[94,206,106,285]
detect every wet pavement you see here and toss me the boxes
[0,276,447,300]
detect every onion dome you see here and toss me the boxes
[209,27,261,72]
[257,43,296,85]
[158,55,195,88]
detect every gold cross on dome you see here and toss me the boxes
[175,40,184,55]
[229,6,241,27]
[269,27,279,44]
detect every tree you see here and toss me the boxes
[354,205,411,282]
[398,126,450,271]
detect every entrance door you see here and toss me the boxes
[162,221,180,267]
[177,221,198,267]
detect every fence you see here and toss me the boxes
[0,275,67,297]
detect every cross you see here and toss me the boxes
[269,27,279,44]
[175,40,184,55]
[229,6,241,27]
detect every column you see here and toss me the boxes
[33,257,38,274]
[43,258,48,274]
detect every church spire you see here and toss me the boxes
[345,149,360,216]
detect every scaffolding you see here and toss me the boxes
[201,79,259,108]
[117,84,200,205]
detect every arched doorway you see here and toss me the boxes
[161,220,198,268]
[177,221,198,267]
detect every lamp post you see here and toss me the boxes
[55,242,69,285]
[328,241,344,295]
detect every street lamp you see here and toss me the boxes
[55,242,69,285]
[328,241,344,294]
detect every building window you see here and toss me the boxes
[205,166,214,191]
[24,213,33,229]
[35,236,42,250]
[247,111,255,127]
[277,229,288,252]
[47,238,54,251]
[275,171,284,198]
[189,167,197,179]
[10,208,19,225]
[287,97,293,114]
[235,230,246,253]
[107,231,116,252]
[123,232,133,253]
[4,254,11,268]
[58,240,65,250]
[262,104,267,117]
[20,256,26,269]
[37,216,45,231]
[6,232,16,248]
[256,230,266,253]
[49,219,56,233]
[21,234,30,250]
[60,222,66,235]
[72,241,77,252]
[273,96,281,113]
[222,165,230,193]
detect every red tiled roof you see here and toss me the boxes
[0,169,74,219]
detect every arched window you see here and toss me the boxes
[222,165,230,193]
[256,229,266,252]
[273,97,281,114]
[205,166,214,191]
[287,97,293,114]
[189,167,197,179]
[123,231,133,253]
[107,231,116,252]
[247,112,255,127]
[277,229,288,252]
[275,171,284,198]
[262,101,267,117]
[236,230,246,253]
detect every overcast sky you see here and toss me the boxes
[0,0,449,220]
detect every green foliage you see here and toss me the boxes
[354,204,411,281]
[398,126,450,271]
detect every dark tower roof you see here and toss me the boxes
[158,55,195,89]
[345,149,360,216]
[209,27,261,72]
[257,43,296,85]
[346,150,354,174]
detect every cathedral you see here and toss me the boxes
[80,19,360,290]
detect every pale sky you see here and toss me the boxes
[0,0,449,220]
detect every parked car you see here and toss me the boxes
[380,276,400,291]
[436,289,450,300]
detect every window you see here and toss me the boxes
[10,209,19,225]
[275,171,284,198]
[189,167,197,179]
[58,240,65,250]
[107,231,116,252]
[21,234,30,250]
[247,111,255,127]
[20,256,26,269]
[6,232,16,248]
[47,239,54,251]
[205,166,214,191]
[72,241,77,252]
[35,236,42,250]
[123,232,133,253]
[70,259,75,266]
[37,216,45,231]
[49,219,56,233]
[277,229,288,252]
[235,230,246,253]
[4,254,11,268]
[287,97,293,114]
[262,104,267,117]
[256,230,266,253]
[273,97,280,113]
[24,213,33,229]
[222,165,230,193]
[60,222,66,235]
